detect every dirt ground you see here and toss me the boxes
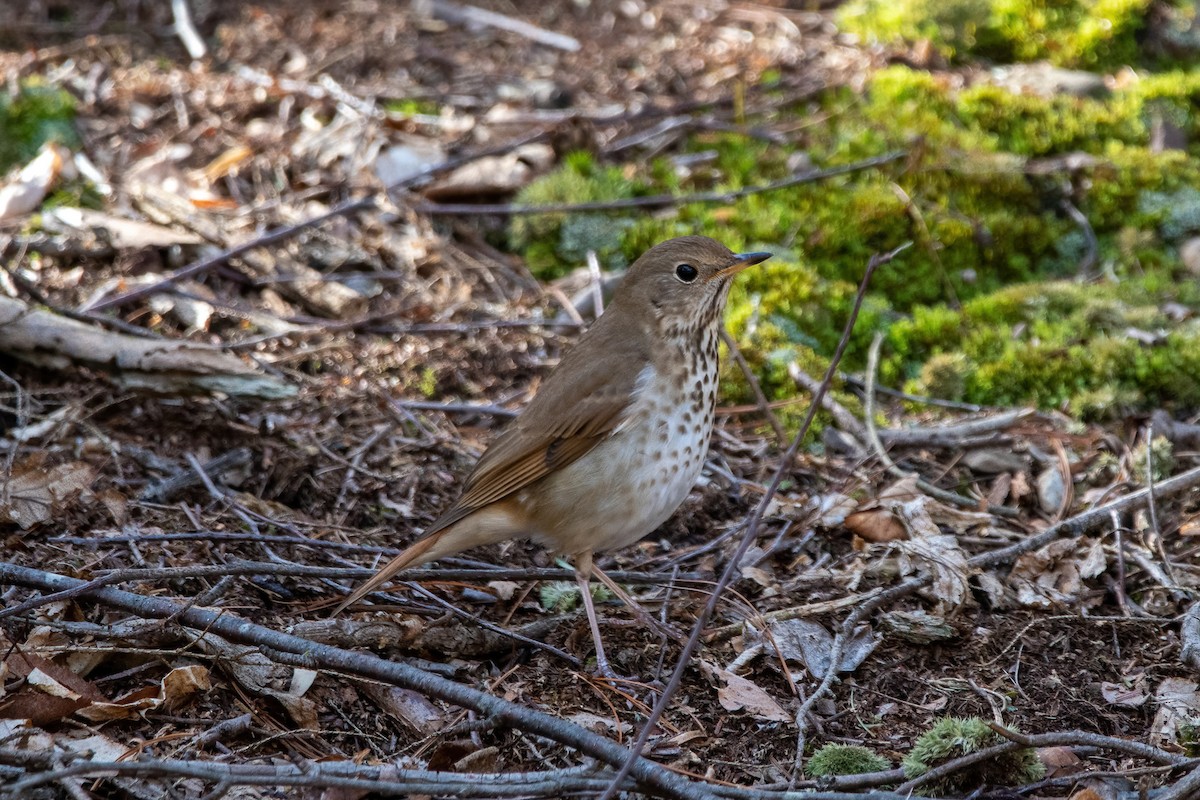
[1,1,1199,798]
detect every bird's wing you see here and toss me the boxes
[426,332,650,535]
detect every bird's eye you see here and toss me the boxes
[674,263,698,283]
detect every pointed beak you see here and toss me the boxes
[707,251,772,282]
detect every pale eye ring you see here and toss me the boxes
[674,263,698,282]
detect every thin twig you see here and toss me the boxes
[416,151,905,216]
[0,563,697,799]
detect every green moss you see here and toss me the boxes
[0,81,78,172]
[902,716,1044,793]
[510,152,645,278]
[838,0,1163,69]
[1132,435,1174,482]
[807,743,891,777]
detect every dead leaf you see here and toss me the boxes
[0,653,104,724]
[845,507,907,542]
[1100,675,1148,707]
[162,665,211,711]
[892,497,974,609]
[708,664,790,722]
[0,142,72,221]
[0,458,95,529]
[1149,677,1200,745]
[1008,537,1106,607]
[1038,745,1081,777]
[767,619,878,679]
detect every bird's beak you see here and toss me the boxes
[707,251,772,282]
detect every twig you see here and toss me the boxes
[862,334,1021,518]
[170,0,207,59]
[415,151,906,216]
[424,0,581,51]
[597,243,909,800]
[85,132,550,313]
[0,563,698,799]
[139,448,252,502]
[875,409,1034,448]
[839,372,986,412]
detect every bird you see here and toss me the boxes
[334,235,771,676]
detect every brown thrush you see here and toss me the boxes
[335,236,771,675]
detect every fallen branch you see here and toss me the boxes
[0,563,697,800]
[414,151,906,216]
[0,296,293,399]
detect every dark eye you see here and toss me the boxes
[674,263,698,282]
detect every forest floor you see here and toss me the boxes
[0,1,1199,798]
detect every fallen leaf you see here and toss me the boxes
[1038,745,1081,777]
[0,458,95,529]
[845,507,907,542]
[711,667,790,722]
[1101,678,1148,707]
[768,619,878,679]
[0,142,72,221]
[1150,677,1200,745]
[1009,537,1106,607]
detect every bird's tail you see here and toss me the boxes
[332,501,523,615]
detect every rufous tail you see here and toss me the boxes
[331,531,447,615]
[332,501,525,614]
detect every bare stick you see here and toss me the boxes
[416,152,905,216]
[0,563,700,799]
[424,0,581,52]
[86,132,550,313]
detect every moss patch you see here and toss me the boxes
[0,82,78,173]
[836,0,1187,69]
[510,57,1200,419]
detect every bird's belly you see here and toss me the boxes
[522,371,714,556]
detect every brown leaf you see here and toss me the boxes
[704,662,790,722]
[845,507,907,542]
[0,459,95,529]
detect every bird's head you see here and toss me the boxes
[613,235,771,336]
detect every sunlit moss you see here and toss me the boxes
[0,81,78,172]
[902,716,1044,793]
[838,0,1161,69]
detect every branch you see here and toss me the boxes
[0,563,696,800]
[414,152,906,216]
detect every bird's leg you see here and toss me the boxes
[573,550,620,680]
[590,565,687,645]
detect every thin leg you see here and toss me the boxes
[591,565,686,645]
[573,550,617,678]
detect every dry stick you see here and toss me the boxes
[596,242,911,800]
[785,461,1200,785]
[85,131,550,314]
[415,151,906,216]
[898,727,1190,795]
[0,563,703,622]
[0,564,698,800]
[862,333,1021,519]
[2,756,632,798]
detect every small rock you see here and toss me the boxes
[1180,236,1200,275]
[990,62,1108,98]
[1036,465,1066,515]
